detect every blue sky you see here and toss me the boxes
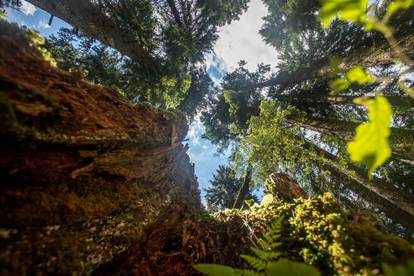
[5,0,277,203]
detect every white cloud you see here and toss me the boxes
[38,20,51,29]
[213,0,278,72]
[186,115,204,145]
[20,1,37,16]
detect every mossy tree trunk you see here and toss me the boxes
[0,35,202,274]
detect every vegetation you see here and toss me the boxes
[0,0,413,274]
[196,193,414,275]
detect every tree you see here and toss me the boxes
[201,61,268,150]
[26,0,249,75]
[240,101,414,231]
[205,165,256,211]
[178,66,214,121]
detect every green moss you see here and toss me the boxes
[0,94,19,133]
[214,193,414,275]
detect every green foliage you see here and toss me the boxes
[205,165,256,212]
[195,217,321,275]
[386,0,414,17]
[26,30,57,66]
[383,260,414,276]
[267,259,321,276]
[330,66,376,93]
[347,97,392,176]
[320,0,368,28]
[320,0,414,174]
[197,0,249,26]
[241,217,283,271]
[194,264,241,276]
[214,193,414,275]
[195,259,320,276]
[238,100,342,195]
[345,66,376,85]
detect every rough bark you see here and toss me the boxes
[0,35,203,274]
[26,0,160,72]
[264,173,308,202]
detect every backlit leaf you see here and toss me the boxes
[345,66,376,84]
[387,0,414,15]
[330,78,350,93]
[321,0,368,28]
[347,97,392,176]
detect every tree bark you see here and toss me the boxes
[26,0,160,72]
[232,163,253,209]
[0,35,200,274]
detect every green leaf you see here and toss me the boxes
[194,264,241,276]
[347,96,392,175]
[266,259,321,276]
[345,66,376,84]
[330,78,350,93]
[330,67,376,93]
[398,81,414,98]
[383,260,414,276]
[387,0,414,16]
[320,0,368,28]
[245,199,255,207]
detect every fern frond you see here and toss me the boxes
[256,238,271,251]
[250,247,281,262]
[240,254,267,271]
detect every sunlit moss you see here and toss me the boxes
[214,193,414,275]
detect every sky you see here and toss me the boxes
[187,0,278,200]
[5,0,277,202]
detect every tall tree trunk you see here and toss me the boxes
[244,34,414,91]
[292,116,414,162]
[303,141,414,231]
[275,94,414,108]
[167,0,183,27]
[0,34,201,274]
[232,163,253,209]
[26,0,160,72]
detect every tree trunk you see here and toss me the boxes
[232,163,253,209]
[275,94,414,108]
[26,0,160,72]
[167,0,183,27]
[0,34,207,274]
[245,34,414,91]
[303,141,414,231]
[264,173,308,202]
[292,116,414,162]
